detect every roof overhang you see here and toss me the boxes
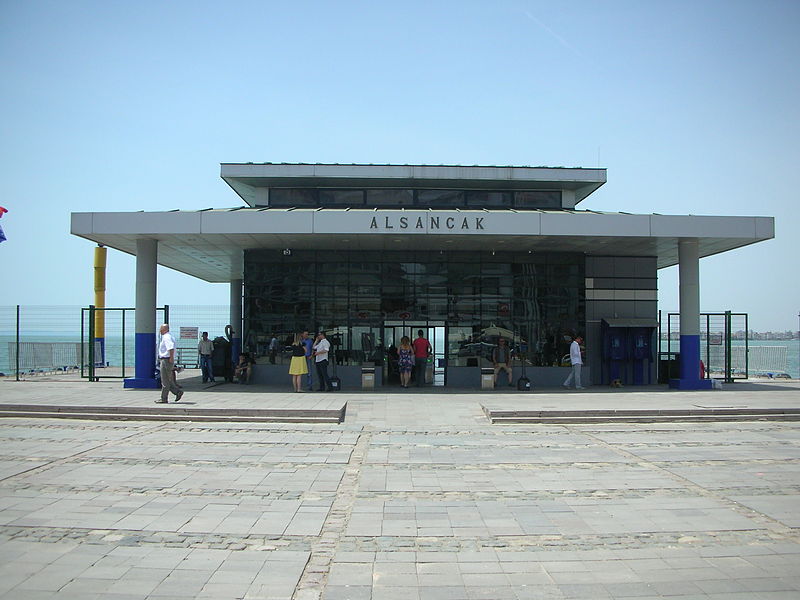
[71,209,775,283]
[220,163,607,206]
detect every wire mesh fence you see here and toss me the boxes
[662,311,795,380]
[1,305,230,380]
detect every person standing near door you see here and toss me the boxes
[289,334,309,392]
[301,330,314,391]
[412,329,432,387]
[397,335,414,388]
[313,331,333,391]
[198,331,215,383]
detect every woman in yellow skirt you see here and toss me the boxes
[288,334,308,392]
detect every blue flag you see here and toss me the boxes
[0,224,5,243]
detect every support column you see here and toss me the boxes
[230,279,242,364]
[670,238,712,390]
[124,238,160,388]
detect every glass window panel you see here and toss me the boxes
[269,188,318,206]
[448,325,486,366]
[319,189,365,206]
[366,189,414,206]
[244,249,584,372]
[465,191,512,207]
[350,273,382,286]
[317,272,347,285]
[351,286,380,297]
[514,191,562,209]
[417,190,465,207]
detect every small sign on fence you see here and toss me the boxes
[179,327,199,340]
[709,333,723,345]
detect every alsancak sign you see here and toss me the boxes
[368,214,486,231]
[295,210,534,235]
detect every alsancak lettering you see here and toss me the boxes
[369,215,485,231]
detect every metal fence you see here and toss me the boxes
[660,311,794,380]
[1,305,230,381]
[663,312,749,381]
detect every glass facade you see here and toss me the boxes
[264,189,563,209]
[243,250,585,376]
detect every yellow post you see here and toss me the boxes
[94,245,107,365]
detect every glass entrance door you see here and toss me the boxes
[383,321,446,386]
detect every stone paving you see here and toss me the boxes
[0,380,799,598]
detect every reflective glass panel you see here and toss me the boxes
[465,191,512,207]
[417,190,465,207]
[366,189,414,206]
[319,190,365,206]
[514,191,562,209]
[269,189,317,206]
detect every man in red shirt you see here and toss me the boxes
[412,329,432,387]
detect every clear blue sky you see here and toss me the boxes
[1,0,798,331]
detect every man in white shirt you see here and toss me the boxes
[563,335,584,390]
[198,331,215,383]
[157,324,184,403]
[312,332,333,391]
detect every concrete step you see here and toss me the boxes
[483,406,800,424]
[0,403,346,424]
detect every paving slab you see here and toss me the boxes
[0,379,799,599]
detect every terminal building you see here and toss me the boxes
[71,163,774,390]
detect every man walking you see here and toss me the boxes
[301,330,314,391]
[157,324,184,403]
[412,329,432,387]
[563,335,584,390]
[313,332,333,391]
[198,331,215,383]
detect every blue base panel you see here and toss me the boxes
[669,378,714,390]
[123,377,160,389]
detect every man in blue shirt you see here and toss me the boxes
[301,330,314,391]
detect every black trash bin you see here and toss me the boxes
[212,337,233,382]
[658,354,679,384]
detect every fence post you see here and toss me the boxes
[88,305,96,382]
[705,314,710,379]
[724,310,733,383]
[80,307,85,379]
[745,313,750,379]
[15,305,20,381]
[121,308,126,379]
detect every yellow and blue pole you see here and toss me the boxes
[94,245,107,367]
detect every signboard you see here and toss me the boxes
[709,333,723,346]
[180,327,199,340]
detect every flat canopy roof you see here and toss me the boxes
[221,163,607,206]
[71,208,774,283]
